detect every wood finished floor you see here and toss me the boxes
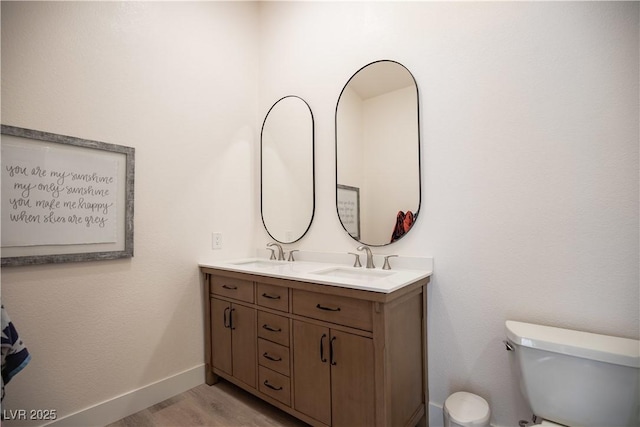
[105,380,310,427]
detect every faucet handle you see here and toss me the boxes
[267,248,276,260]
[288,250,299,262]
[382,255,398,270]
[348,252,362,268]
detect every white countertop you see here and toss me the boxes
[199,255,433,294]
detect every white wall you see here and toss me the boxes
[256,2,639,426]
[1,2,638,427]
[336,87,365,198]
[1,2,258,426]
[362,85,419,244]
[261,97,314,242]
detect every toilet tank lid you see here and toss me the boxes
[506,321,640,368]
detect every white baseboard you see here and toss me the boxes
[429,401,444,427]
[43,364,205,427]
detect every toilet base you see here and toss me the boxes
[538,421,565,426]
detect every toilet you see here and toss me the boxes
[443,391,490,427]
[505,320,640,427]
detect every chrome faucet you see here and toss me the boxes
[267,242,285,261]
[357,245,375,269]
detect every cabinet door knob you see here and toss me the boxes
[330,336,337,366]
[320,334,327,363]
[223,307,230,329]
[229,308,236,330]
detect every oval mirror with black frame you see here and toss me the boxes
[335,60,421,246]
[261,95,315,244]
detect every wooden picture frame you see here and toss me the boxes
[1,125,135,266]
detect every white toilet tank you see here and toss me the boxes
[505,320,639,427]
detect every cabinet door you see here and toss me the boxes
[330,330,375,427]
[230,304,257,388]
[211,298,232,375]
[293,321,331,425]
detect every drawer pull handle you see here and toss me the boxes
[261,293,281,300]
[316,303,341,312]
[262,324,282,333]
[263,380,283,391]
[222,285,238,290]
[263,352,282,362]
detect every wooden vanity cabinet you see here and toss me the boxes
[201,267,430,427]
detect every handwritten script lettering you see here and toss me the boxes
[1,143,118,247]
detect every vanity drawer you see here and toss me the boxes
[258,311,290,347]
[259,366,291,407]
[292,289,372,331]
[257,283,289,312]
[258,338,290,376]
[210,276,254,303]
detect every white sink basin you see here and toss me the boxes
[229,260,284,269]
[311,267,394,283]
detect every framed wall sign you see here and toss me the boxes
[1,125,135,266]
[337,184,360,240]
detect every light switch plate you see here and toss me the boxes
[212,232,223,250]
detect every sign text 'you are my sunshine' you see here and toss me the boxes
[2,142,119,247]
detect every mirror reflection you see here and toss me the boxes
[261,96,315,243]
[335,60,421,246]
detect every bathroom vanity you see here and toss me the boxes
[199,257,431,427]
